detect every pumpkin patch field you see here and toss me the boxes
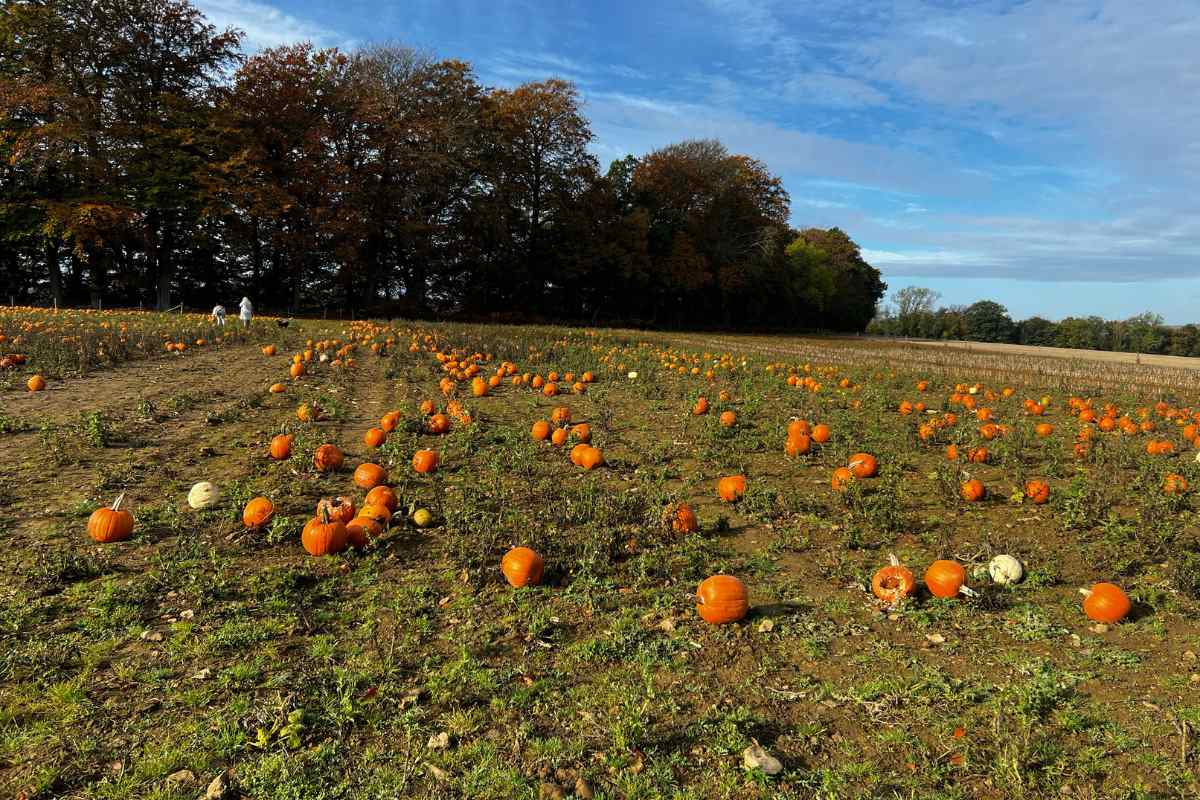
[4,315,1200,799]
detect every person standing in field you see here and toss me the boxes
[239,297,253,328]
[212,304,226,326]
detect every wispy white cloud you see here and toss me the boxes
[194,0,352,51]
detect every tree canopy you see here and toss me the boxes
[1,0,886,330]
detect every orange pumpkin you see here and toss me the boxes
[785,433,811,457]
[363,427,387,448]
[240,496,275,529]
[577,446,604,470]
[1024,479,1050,505]
[316,496,356,525]
[380,411,401,432]
[871,555,916,604]
[1081,582,1131,624]
[353,462,388,490]
[847,452,878,479]
[501,546,544,587]
[269,434,293,460]
[531,420,551,441]
[346,517,381,550]
[831,466,854,492]
[302,510,348,556]
[960,478,985,502]
[365,485,399,512]
[571,423,591,443]
[87,494,135,542]
[412,449,439,474]
[1163,473,1189,495]
[313,444,344,473]
[695,575,749,624]
[811,424,831,444]
[925,559,968,599]
[550,428,568,446]
[427,413,451,434]
[717,474,746,502]
[671,504,699,534]
[550,406,571,425]
[719,410,736,427]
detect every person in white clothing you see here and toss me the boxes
[239,297,253,328]
[212,304,226,326]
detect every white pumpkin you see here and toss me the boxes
[319,352,329,363]
[988,554,1024,585]
[187,481,221,510]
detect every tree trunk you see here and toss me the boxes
[46,239,63,306]
[156,225,173,310]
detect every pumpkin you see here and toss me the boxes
[262,344,277,356]
[696,575,749,624]
[427,413,451,434]
[346,516,381,549]
[187,481,221,510]
[960,478,985,502]
[551,428,568,446]
[830,467,854,492]
[787,419,810,438]
[542,382,559,397]
[412,449,439,474]
[353,462,388,490]
[470,376,488,397]
[785,433,810,457]
[313,444,344,472]
[1080,582,1131,624]
[1034,423,1054,437]
[719,410,737,427]
[316,496,356,525]
[988,554,1024,584]
[871,555,916,604]
[570,443,591,466]
[302,508,348,556]
[365,485,399,513]
[363,427,387,448]
[1163,473,1189,495]
[243,496,275,529]
[847,452,878,479]
[269,382,286,394]
[269,433,293,460]
[531,420,551,441]
[944,444,959,461]
[717,474,746,502]
[811,424,831,443]
[87,494,135,543]
[380,411,401,432]
[577,446,604,470]
[1024,479,1050,504]
[671,503,699,534]
[297,403,321,423]
[289,362,305,379]
[26,375,46,392]
[358,503,392,525]
[925,559,970,599]
[966,447,988,463]
[550,406,571,425]
[571,423,591,443]
[501,546,544,587]
[419,399,436,416]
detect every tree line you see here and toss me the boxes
[871,287,1198,356]
[0,0,886,330]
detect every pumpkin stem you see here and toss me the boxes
[319,504,330,524]
[959,586,978,597]
[887,553,900,567]
[112,493,125,512]
[1078,587,1092,597]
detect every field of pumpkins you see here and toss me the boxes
[2,314,1200,799]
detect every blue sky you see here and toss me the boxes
[194,0,1200,323]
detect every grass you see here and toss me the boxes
[1,315,1199,798]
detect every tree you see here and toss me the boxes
[1017,316,1058,346]
[890,286,940,337]
[1168,324,1199,357]
[964,300,1015,342]
[1124,311,1166,354]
